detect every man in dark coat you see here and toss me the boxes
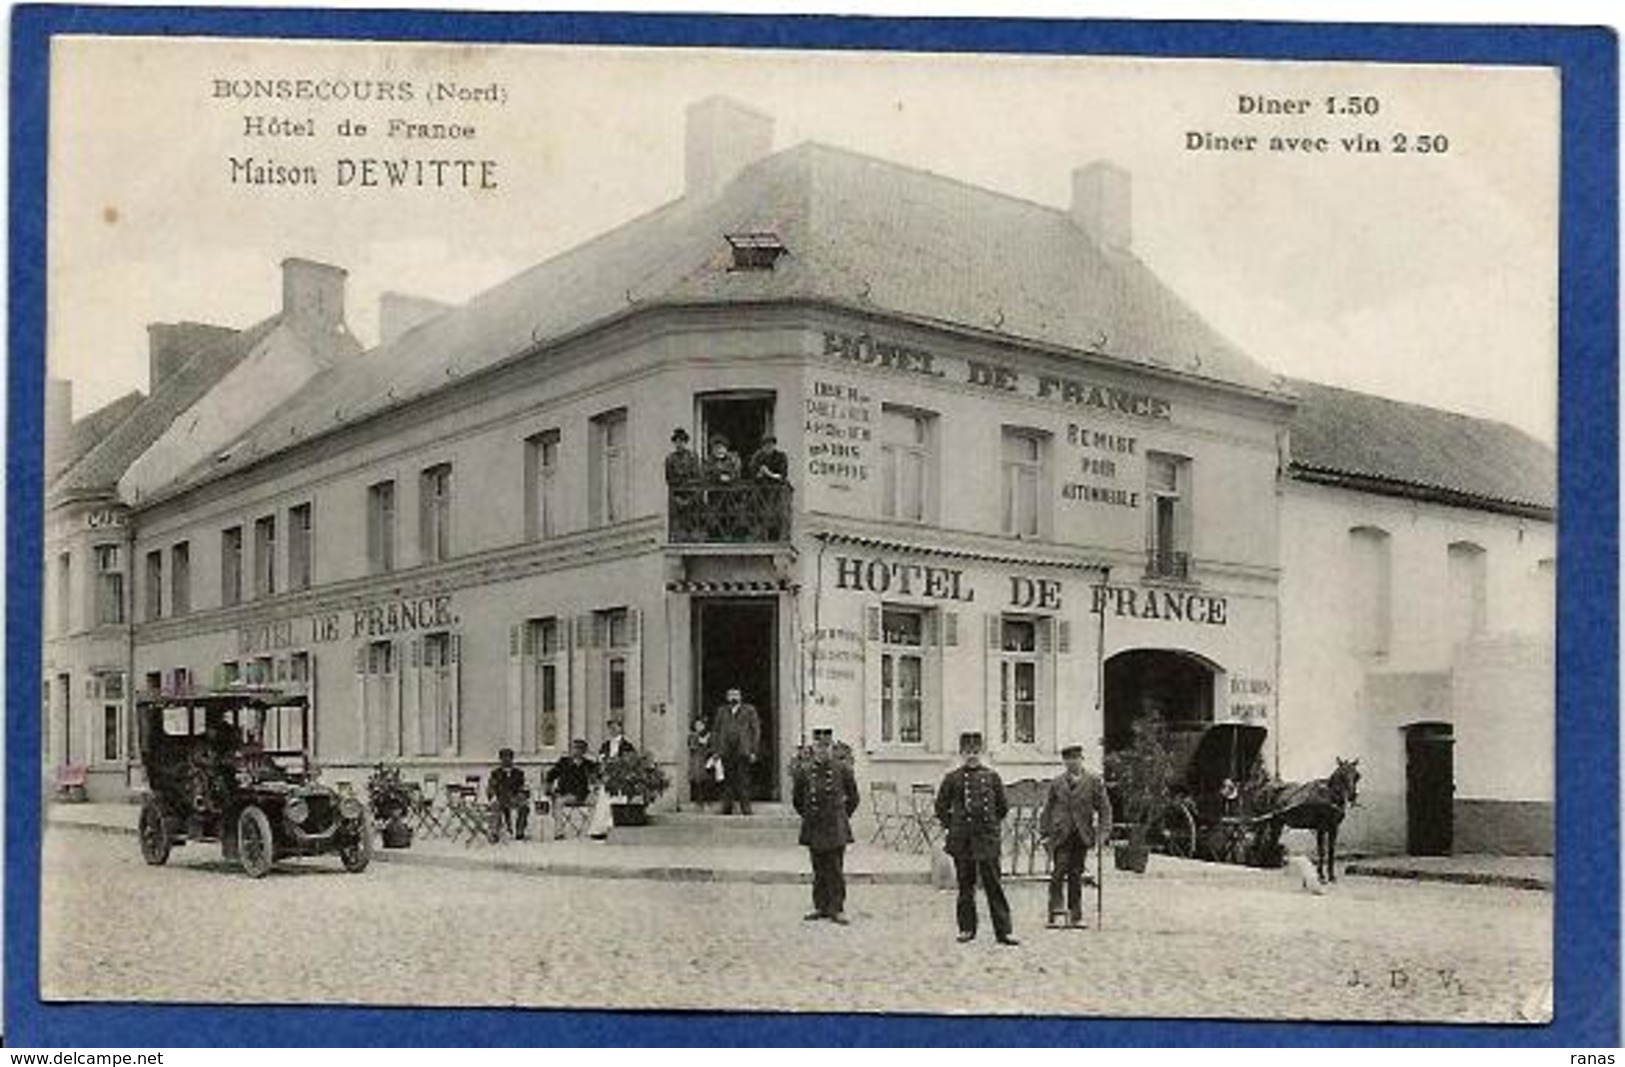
[792,728,859,924]
[935,732,1018,945]
[1040,744,1112,927]
[747,434,790,483]
[664,428,702,486]
[486,747,531,840]
[710,687,761,815]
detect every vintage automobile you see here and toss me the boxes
[135,688,371,878]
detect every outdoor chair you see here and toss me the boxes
[909,783,940,853]
[1002,778,1049,877]
[868,781,910,849]
[550,791,594,839]
[411,774,450,838]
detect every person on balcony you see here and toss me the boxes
[747,434,789,484]
[665,428,701,486]
[704,435,742,484]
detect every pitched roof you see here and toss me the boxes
[47,389,145,481]
[52,316,278,499]
[1286,378,1555,518]
[175,140,1287,496]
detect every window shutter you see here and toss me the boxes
[1038,617,1054,654]
[509,624,527,751]
[986,614,1001,650]
[522,621,537,657]
[354,649,369,758]
[509,624,520,658]
[922,611,939,647]
[984,614,1003,749]
[1058,619,1072,654]
[449,634,462,756]
[865,605,882,643]
[85,677,99,700]
[625,634,644,747]
[410,637,432,756]
[354,645,367,674]
[942,612,959,648]
[625,608,641,647]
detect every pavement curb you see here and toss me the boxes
[1344,863,1552,892]
[46,818,931,886]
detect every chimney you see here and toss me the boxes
[379,292,451,346]
[281,257,348,334]
[1071,161,1132,251]
[147,323,221,388]
[46,377,72,449]
[685,96,774,200]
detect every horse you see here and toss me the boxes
[1258,758,1360,884]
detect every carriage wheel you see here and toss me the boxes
[1154,802,1197,858]
[138,799,171,866]
[237,805,275,879]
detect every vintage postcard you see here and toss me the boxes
[32,23,1571,1032]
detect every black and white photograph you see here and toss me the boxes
[38,33,1558,1024]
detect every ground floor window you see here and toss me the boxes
[999,617,1039,746]
[421,631,459,755]
[517,617,564,752]
[362,639,399,757]
[881,607,925,745]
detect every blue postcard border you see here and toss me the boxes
[6,6,1618,1048]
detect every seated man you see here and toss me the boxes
[545,739,599,805]
[486,747,530,840]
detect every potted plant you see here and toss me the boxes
[366,763,415,849]
[1104,713,1179,874]
[601,751,671,826]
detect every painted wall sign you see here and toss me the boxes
[820,331,1174,423]
[237,594,458,654]
[86,508,128,529]
[1090,584,1227,626]
[1009,576,1062,610]
[1060,423,1143,508]
[805,377,873,489]
[833,555,975,602]
[1228,676,1274,721]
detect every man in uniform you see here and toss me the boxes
[1040,743,1112,928]
[486,747,531,840]
[710,686,761,815]
[791,727,859,925]
[935,732,1018,945]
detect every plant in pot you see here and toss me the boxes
[601,751,671,827]
[366,763,415,848]
[1103,713,1179,874]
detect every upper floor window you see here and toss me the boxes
[881,406,934,524]
[880,607,926,744]
[144,549,163,621]
[221,526,243,607]
[525,429,562,540]
[591,409,629,525]
[253,515,277,598]
[1347,526,1392,657]
[1448,541,1488,643]
[55,551,71,635]
[1000,428,1047,538]
[170,542,191,617]
[1146,452,1192,580]
[366,480,396,575]
[288,503,313,590]
[93,544,125,626]
[420,464,453,563]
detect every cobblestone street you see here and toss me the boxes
[41,828,1550,1023]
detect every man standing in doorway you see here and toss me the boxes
[711,687,760,815]
[935,732,1018,945]
[792,727,858,925]
[1040,743,1111,928]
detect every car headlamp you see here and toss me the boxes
[338,796,363,821]
[285,797,309,825]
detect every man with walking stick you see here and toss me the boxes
[1040,743,1112,929]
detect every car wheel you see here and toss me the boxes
[237,805,275,878]
[138,799,171,866]
[340,813,373,873]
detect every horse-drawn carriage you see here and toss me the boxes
[1151,722,1276,866]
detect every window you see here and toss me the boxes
[524,617,563,750]
[420,464,452,563]
[288,504,312,590]
[525,430,561,540]
[96,671,124,763]
[366,480,396,574]
[219,661,241,688]
[221,526,243,607]
[1147,452,1192,579]
[144,671,162,696]
[94,544,125,625]
[247,656,274,686]
[170,542,190,616]
[171,666,192,695]
[591,409,629,525]
[363,640,398,757]
[881,407,934,523]
[1448,541,1489,643]
[104,706,120,763]
[289,651,311,687]
[421,632,458,754]
[253,515,277,598]
[592,608,635,743]
[1000,429,1046,538]
[998,617,1038,746]
[56,552,71,634]
[144,550,163,621]
[1348,527,1392,657]
[55,673,72,765]
[880,608,926,744]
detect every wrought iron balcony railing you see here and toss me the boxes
[1145,547,1191,581]
[668,482,793,545]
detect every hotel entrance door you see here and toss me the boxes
[694,598,779,802]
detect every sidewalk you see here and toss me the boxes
[1344,853,1553,891]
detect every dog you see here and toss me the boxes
[1285,853,1327,895]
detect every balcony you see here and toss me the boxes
[1145,547,1191,581]
[668,482,793,545]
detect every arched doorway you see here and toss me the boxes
[1104,649,1220,755]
